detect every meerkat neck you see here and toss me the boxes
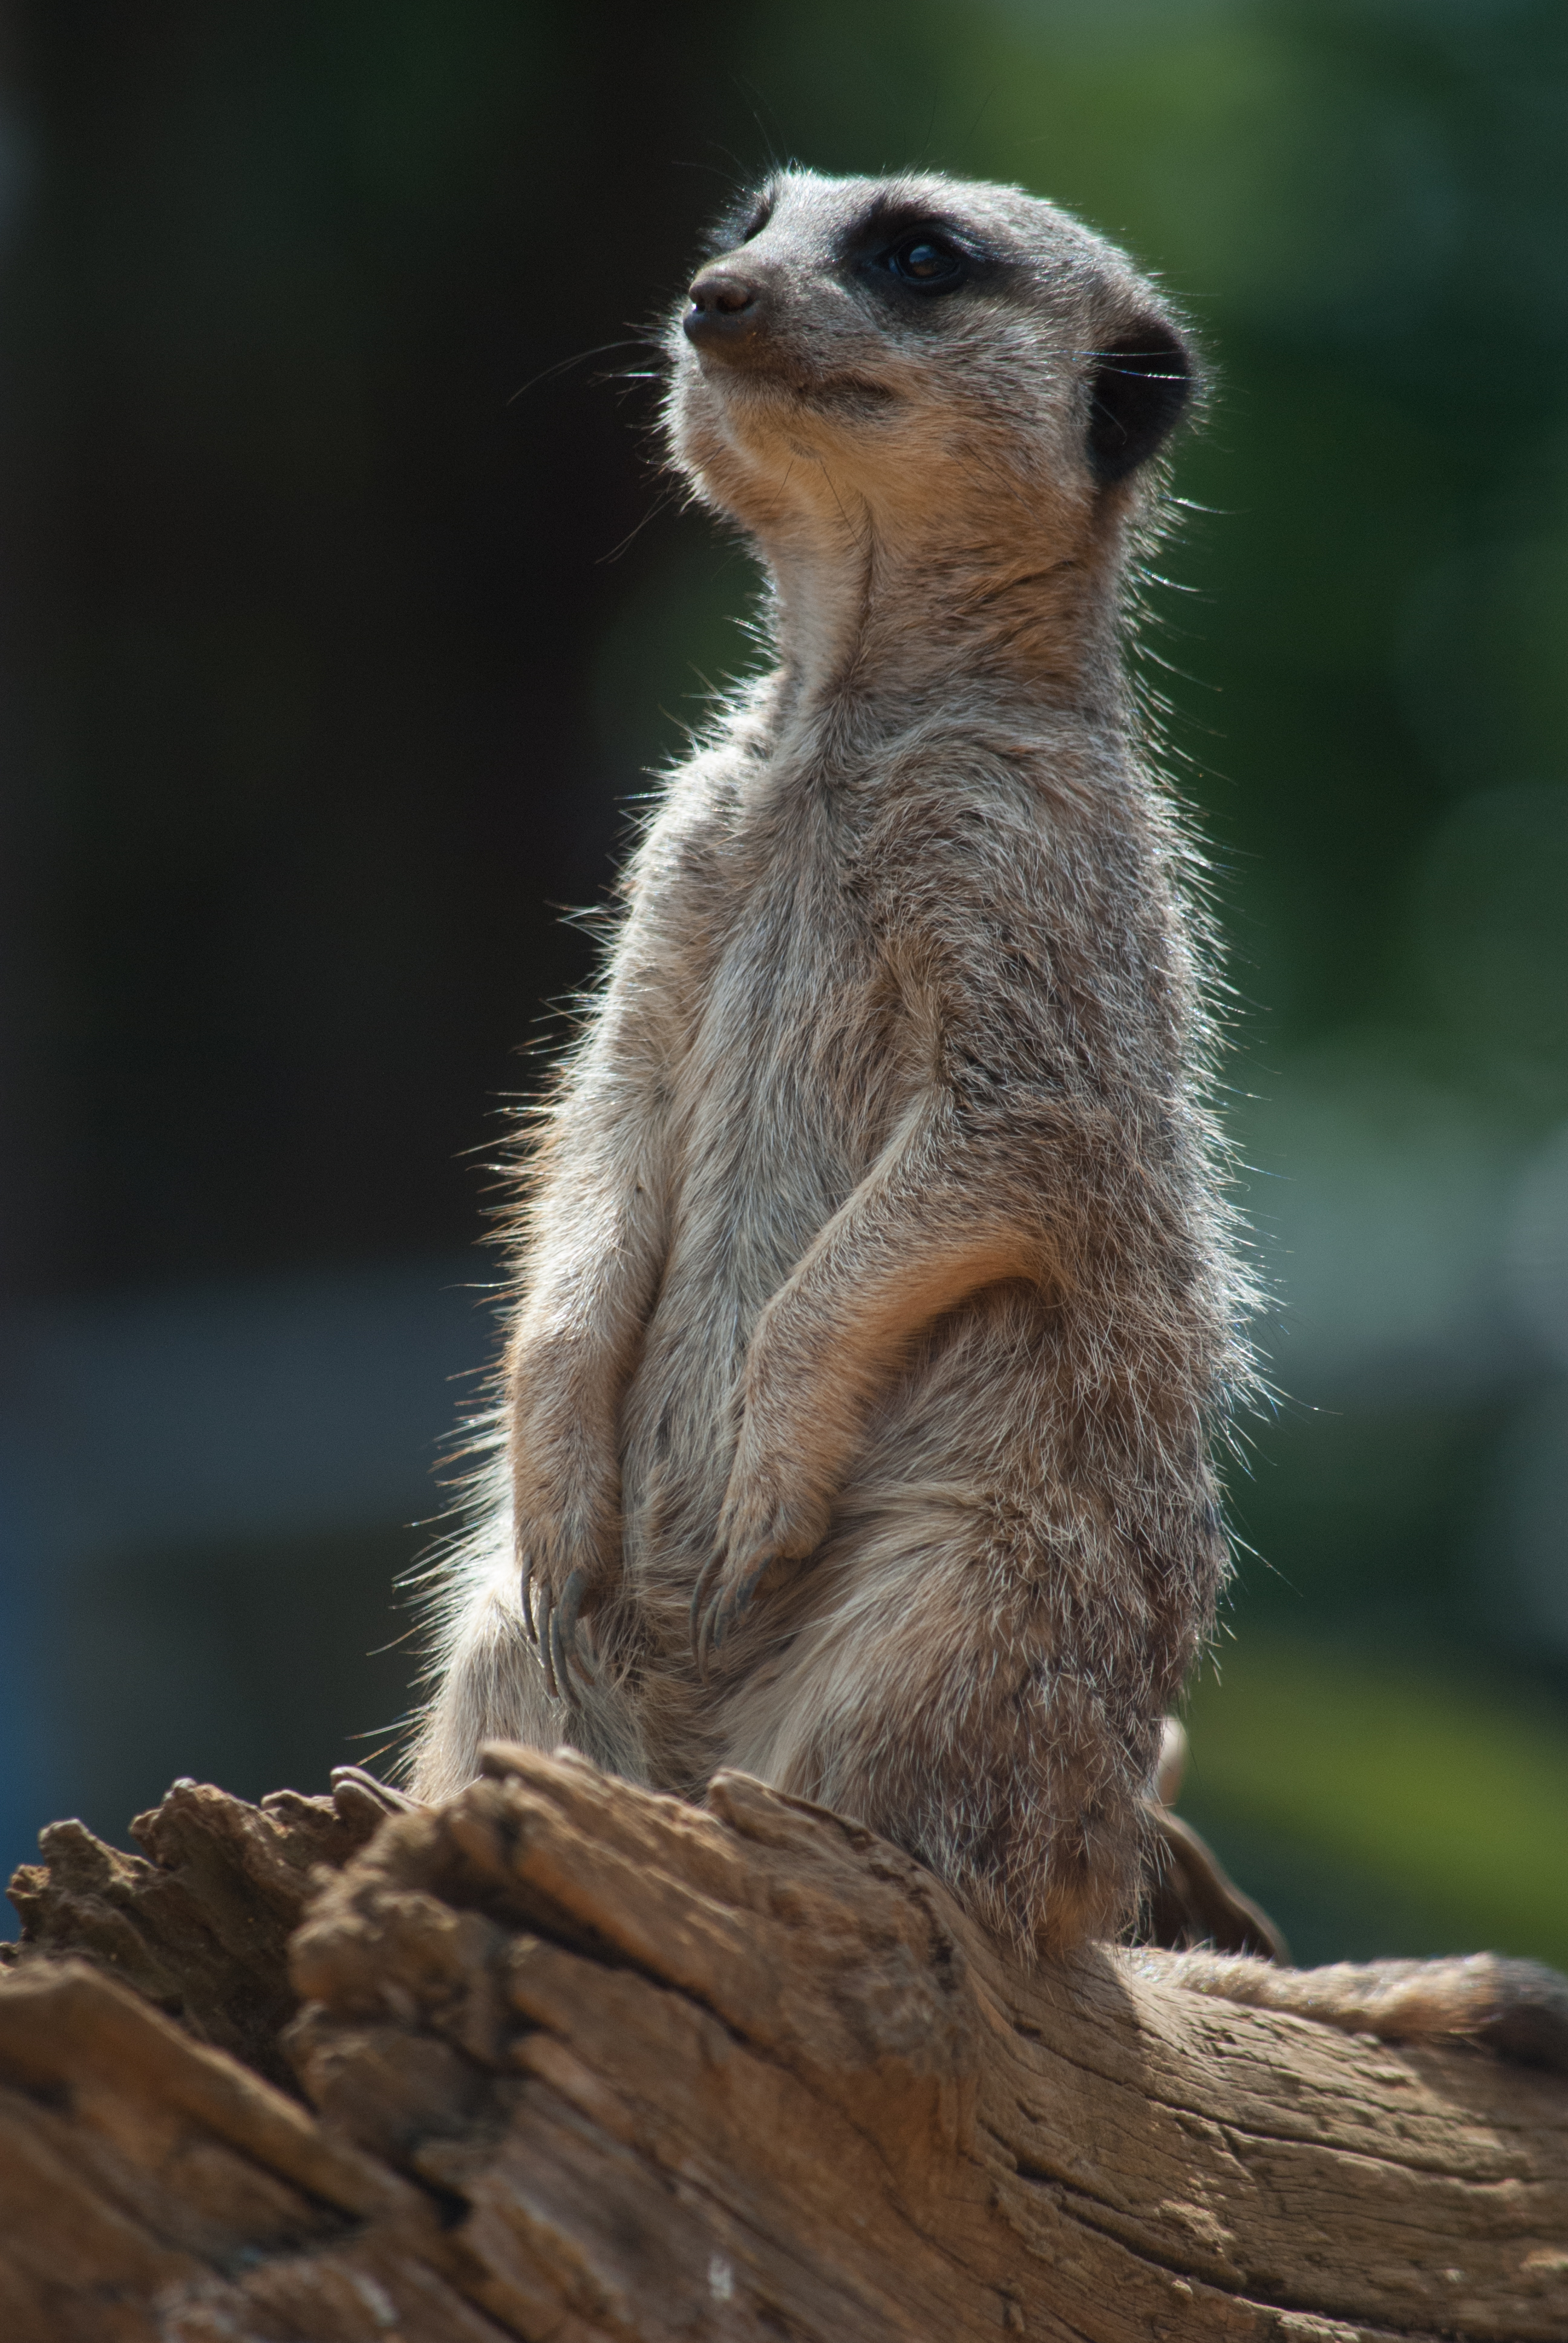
[759,509,1131,739]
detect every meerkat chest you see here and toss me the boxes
[665,773,917,1249]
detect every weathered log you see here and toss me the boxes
[3,1777,383,2092]
[4,1745,1566,2341]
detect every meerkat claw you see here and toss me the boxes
[716,1562,765,1643]
[330,1765,421,1824]
[548,1610,579,1711]
[695,1599,726,1683]
[535,1572,593,1711]
[689,1552,727,1676]
[691,1554,772,1680]
[554,1568,598,1696]
[534,1579,558,1694]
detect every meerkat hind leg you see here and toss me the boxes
[716,1500,1155,1955]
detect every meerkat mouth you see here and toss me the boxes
[693,352,899,420]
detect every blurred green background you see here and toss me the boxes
[2,0,1566,1967]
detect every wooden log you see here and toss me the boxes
[4,1775,383,2091]
[3,1744,1566,2340]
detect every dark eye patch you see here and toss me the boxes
[848,202,1000,301]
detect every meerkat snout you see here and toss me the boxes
[684,268,763,352]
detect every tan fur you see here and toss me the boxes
[1143,1947,1568,2070]
[408,168,1249,1959]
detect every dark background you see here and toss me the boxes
[2,0,1566,1964]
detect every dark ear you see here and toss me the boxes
[1086,321,1193,483]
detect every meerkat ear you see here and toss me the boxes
[1086,321,1193,483]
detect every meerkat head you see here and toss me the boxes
[667,168,1196,590]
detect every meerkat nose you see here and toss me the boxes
[684,269,762,351]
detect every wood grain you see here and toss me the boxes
[3,1745,1564,2339]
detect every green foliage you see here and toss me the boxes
[1183,1636,1568,1967]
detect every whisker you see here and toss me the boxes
[508,337,661,406]
[597,478,684,565]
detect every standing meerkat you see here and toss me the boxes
[412,165,1243,1956]
[398,170,1568,2062]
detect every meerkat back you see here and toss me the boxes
[410,167,1248,1960]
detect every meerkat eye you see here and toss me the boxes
[884,232,965,289]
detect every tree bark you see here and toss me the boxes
[3,1743,1566,2341]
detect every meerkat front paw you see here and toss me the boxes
[690,1449,831,1679]
[523,1555,603,1706]
[515,1475,622,1708]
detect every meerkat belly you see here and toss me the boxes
[618,844,912,1590]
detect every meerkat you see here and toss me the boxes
[401,169,1568,2065]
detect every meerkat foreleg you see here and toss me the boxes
[407,1116,667,1796]
[508,1162,665,1698]
[691,1098,1041,1668]
[492,939,681,1700]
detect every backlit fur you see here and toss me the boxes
[409,169,1255,1956]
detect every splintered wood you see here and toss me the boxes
[2,1746,1566,2341]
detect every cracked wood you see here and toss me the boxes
[2,1745,1565,2339]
